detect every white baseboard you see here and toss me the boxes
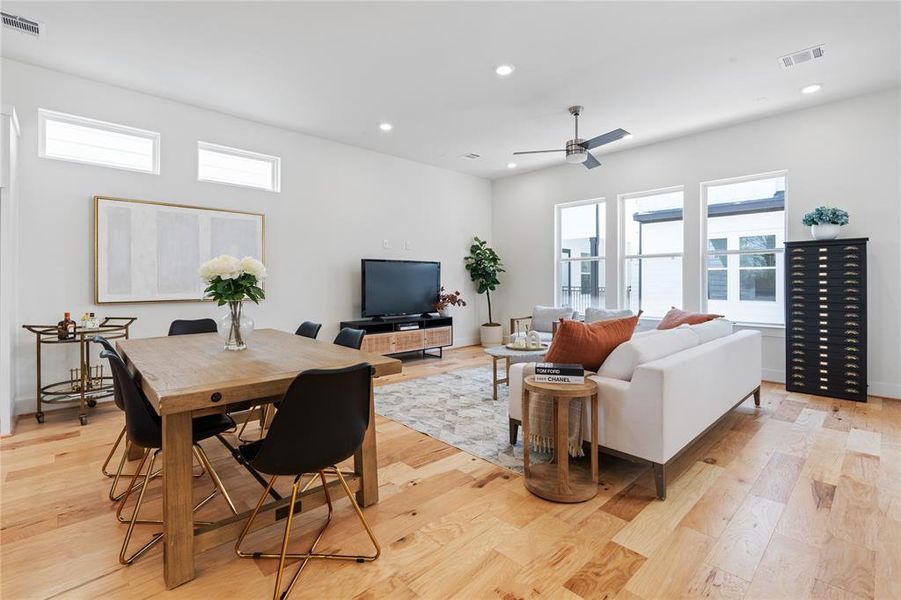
[762,368,786,384]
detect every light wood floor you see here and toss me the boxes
[1,346,899,599]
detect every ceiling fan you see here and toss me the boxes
[513,106,630,169]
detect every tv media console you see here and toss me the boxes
[339,316,453,358]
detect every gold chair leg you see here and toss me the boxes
[236,404,261,443]
[119,450,163,565]
[274,477,302,600]
[193,443,238,515]
[235,475,278,559]
[101,426,127,477]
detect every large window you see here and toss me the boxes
[38,109,160,174]
[557,200,605,312]
[197,141,281,192]
[621,187,684,318]
[703,173,785,324]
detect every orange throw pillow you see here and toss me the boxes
[544,313,640,372]
[656,307,723,330]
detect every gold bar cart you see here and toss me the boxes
[22,317,137,425]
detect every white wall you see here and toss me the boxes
[0,106,20,435]
[1,59,492,417]
[492,88,901,398]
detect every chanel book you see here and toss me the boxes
[534,363,585,384]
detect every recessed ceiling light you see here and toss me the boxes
[495,64,515,77]
[506,162,517,169]
[801,84,822,95]
[379,122,393,131]
[623,133,634,140]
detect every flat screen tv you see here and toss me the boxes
[361,259,440,317]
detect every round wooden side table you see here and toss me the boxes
[521,375,599,503]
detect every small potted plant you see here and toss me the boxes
[433,286,466,318]
[464,236,505,347]
[199,255,266,351]
[802,206,849,240]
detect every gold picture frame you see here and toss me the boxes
[94,195,265,304]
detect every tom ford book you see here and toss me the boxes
[534,363,585,384]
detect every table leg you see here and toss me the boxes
[521,388,530,477]
[590,394,599,484]
[354,381,379,507]
[556,399,570,495]
[492,357,499,400]
[162,411,195,589]
[78,339,87,424]
[505,357,511,387]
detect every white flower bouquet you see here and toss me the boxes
[199,255,266,350]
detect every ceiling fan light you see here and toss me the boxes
[565,152,587,164]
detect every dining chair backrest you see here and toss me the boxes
[168,318,217,336]
[101,350,162,449]
[295,321,322,339]
[248,363,372,476]
[92,336,124,411]
[333,327,365,350]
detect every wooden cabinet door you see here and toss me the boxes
[425,326,452,348]
[361,332,394,355]
[394,330,425,352]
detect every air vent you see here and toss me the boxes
[2,11,41,36]
[778,44,825,69]
[461,153,481,160]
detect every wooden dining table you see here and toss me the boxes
[116,328,402,589]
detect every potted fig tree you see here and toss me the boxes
[464,236,504,346]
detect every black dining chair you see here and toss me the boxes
[294,321,322,339]
[100,350,238,565]
[167,318,217,336]
[93,337,206,501]
[333,327,365,350]
[235,363,380,600]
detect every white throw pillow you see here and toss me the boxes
[688,318,734,344]
[598,327,701,381]
[531,305,574,333]
[584,307,633,323]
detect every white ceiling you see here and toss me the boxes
[2,2,899,179]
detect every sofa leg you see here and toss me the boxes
[509,419,519,446]
[653,463,666,500]
[753,386,761,407]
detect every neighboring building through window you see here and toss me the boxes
[38,109,160,174]
[557,200,605,312]
[621,187,684,318]
[703,173,786,324]
[197,141,281,192]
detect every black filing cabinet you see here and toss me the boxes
[784,238,867,402]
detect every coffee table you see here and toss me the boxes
[483,344,548,400]
[522,375,599,503]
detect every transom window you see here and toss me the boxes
[703,173,786,325]
[38,109,160,174]
[197,141,281,192]
[556,200,605,313]
[620,187,684,318]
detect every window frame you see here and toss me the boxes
[197,141,281,193]
[700,170,788,325]
[706,237,729,301]
[554,197,605,311]
[38,108,161,175]
[617,185,685,315]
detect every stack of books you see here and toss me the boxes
[534,363,585,384]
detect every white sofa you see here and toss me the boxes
[508,324,762,499]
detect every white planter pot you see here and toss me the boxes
[811,224,840,240]
[438,308,450,318]
[480,324,503,347]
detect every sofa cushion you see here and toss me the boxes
[656,307,723,330]
[597,326,701,381]
[531,305,574,333]
[584,307,634,324]
[543,313,640,372]
[688,318,734,344]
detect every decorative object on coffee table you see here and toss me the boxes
[521,375,598,503]
[802,206,849,240]
[484,344,548,400]
[200,255,266,351]
[464,236,505,346]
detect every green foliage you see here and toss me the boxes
[802,206,849,226]
[203,273,265,306]
[464,236,504,324]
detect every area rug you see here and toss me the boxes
[375,366,541,473]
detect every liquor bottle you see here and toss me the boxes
[57,312,76,340]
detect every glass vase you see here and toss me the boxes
[218,300,254,351]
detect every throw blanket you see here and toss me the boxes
[529,393,585,458]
